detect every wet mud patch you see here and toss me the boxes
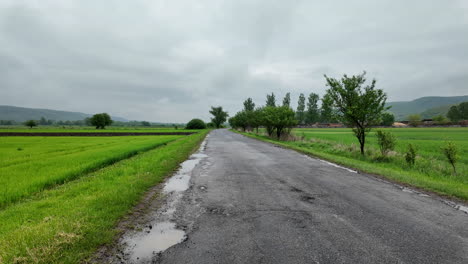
[92,137,209,263]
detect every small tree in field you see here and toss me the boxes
[376,130,396,157]
[441,141,458,175]
[324,72,388,155]
[405,143,417,167]
[186,118,206,129]
[24,120,37,128]
[407,114,421,127]
[263,106,297,139]
[90,113,113,129]
[209,106,228,128]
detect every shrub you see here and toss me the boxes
[376,130,396,157]
[185,119,206,129]
[407,114,421,127]
[441,141,458,174]
[405,143,416,167]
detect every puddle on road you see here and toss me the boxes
[125,222,186,262]
[121,138,209,263]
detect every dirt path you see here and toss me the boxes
[105,129,468,264]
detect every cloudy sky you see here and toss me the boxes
[1,0,467,122]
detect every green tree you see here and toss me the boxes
[458,102,468,119]
[433,115,448,125]
[186,119,206,129]
[266,93,276,107]
[305,93,319,124]
[90,113,113,129]
[141,121,151,126]
[296,93,306,125]
[24,120,37,128]
[447,105,460,122]
[324,72,388,155]
[407,114,421,127]
[282,92,291,107]
[209,106,229,128]
[263,106,297,139]
[243,98,255,112]
[39,117,47,125]
[320,93,335,123]
[380,112,395,126]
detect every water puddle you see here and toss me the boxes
[125,222,186,262]
[121,137,209,263]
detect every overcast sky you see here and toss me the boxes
[1,0,467,122]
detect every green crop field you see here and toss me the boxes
[0,126,197,133]
[0,136,182,208]
[238,127,468,200]
[0,131,208,263]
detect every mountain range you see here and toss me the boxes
[0,105,128,122]
[386,95,468,120]
[1,95,468,123]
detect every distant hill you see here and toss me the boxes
[387,96,468,120]
[0,105,128,122]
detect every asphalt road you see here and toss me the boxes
[158,129,468,264]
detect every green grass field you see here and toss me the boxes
[0,136,182,208]
[0,131,208,263]
[238,127,468,200]
[0,126,196,133]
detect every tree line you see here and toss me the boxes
[231,72,393,155]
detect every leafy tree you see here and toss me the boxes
[433,115,448,124]
[39,117,48,125]
[186,118,206,129]
[324,72,388,155]
[243,98,255,112]
[24,120,37,128]
[90,113,113,129]
[282,93,291,107]
[266,93,276,107]
[459,102,468,119]
[380,112,395,126]
[209,106,229,128]
[320,93,335,123]
[296,93,306,125]
[141,121,151,126]
[263,106,297,139]
[305,93,319,124]
[407,114,421,127]
[447,105,460,122]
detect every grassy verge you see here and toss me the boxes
[234,130,468,201]
[0,136,182,208]
[0,131,208,264]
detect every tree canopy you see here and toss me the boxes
[90,113,113,129]
[324,72,388,155]
[209,106,229,128]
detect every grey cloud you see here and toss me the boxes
[0,0,467,122]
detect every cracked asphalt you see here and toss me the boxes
[157,129,468,264]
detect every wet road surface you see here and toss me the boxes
[133,129,468,263]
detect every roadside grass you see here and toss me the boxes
[0,136,182,208]
[235,128,468,201]
[0,131,208,264]
[0,126,198,133]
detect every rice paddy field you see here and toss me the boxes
[0,130,208,263]
[0,126,197,133]
[240,127,468,201]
